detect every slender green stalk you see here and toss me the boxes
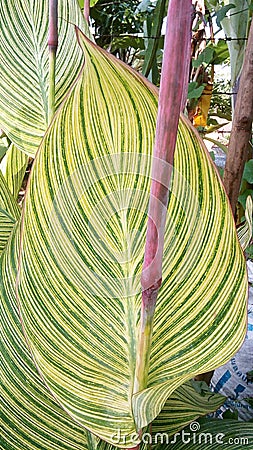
[48,0,58,123]
[134,0,193,395]
[134,286,159,393]
[142,0,166,80]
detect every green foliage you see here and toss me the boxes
[211,40,229,65]
[238,189,253,209]
[192,47,215,68]
[90,0,153,52]
[216,4,236,28]
[187,82,205,99]
[0,135,9,162]
[142,0,166,82]
[238,160,253,215]
[243,159,253,184]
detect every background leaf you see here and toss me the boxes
[0,143,28,200]
[220,0,250,86]
[0,172,20,254]
[0,0,90,156]
[242,159,253,184]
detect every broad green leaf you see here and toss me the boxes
[17,31,247,446]
[0,143,28,200]
[0,0,90,156]
[187,82,205,100]
[1,223,88,450]
[154,419,253,449]
[242,159,253,184]
[237,196,253,251]
[0,172,20,254]
[211,40,229,65]
[192,47,215,68]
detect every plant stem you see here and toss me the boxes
[134,0,193,395]
[84,0,90,23]
[48,0,58,123]
[223,20,253,217]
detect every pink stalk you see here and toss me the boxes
[134,0,193,395]
[48,0,58,122]
[84,0,90,24]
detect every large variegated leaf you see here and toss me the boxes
[1,225,224,449]
[1,223,88,450]
[0,143,28,200]
[0,0,90,156]
[17,31,247,446]
[1,223,224,449]
[0,171,20,253]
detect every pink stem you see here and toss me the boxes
[84,0,90,24]
[48,0,58,51]
[141,0,193,296]
[135,0,193,397]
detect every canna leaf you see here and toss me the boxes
[151,381,225,438]
[0,0,90,156]
[1,222,89,450]
[0,135,9,162]
[17,31,247,446]
[0,143,29,200]
[0,171,20,254]
[1,224,225,450]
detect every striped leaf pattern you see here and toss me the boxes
[1,226,225,450]
[0,136,9,162]
[152,382,225,438]
[17,32,247,446]
[0,0,90,156]
[1,143,28,200]
[0,171,20,254]
[1,223,88,450]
